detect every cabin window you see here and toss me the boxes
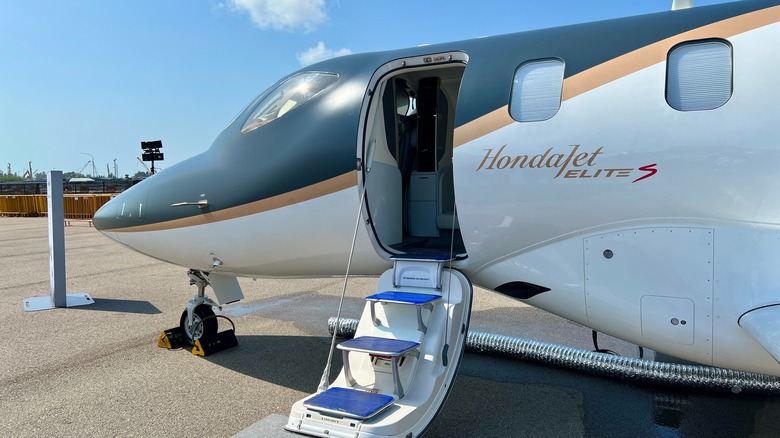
[509,59,564,122]
[666,40,732,111]
[241,72,339,134]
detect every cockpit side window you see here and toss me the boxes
[241,72,339,134]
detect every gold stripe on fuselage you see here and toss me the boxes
[106,172,357,233]
[110,5,780,233]
[453,5,780,147]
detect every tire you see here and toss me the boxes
[180,305,218,343]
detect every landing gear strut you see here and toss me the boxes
[180,270,219,343]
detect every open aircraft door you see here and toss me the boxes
[354,51,469,263]
[287,52,473,437]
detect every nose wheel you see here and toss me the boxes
[180,305,218,342]
[180,269,222,344]
[158,269,238,355]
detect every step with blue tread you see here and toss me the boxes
[337,336,420,356]
[304,387,396,420]
[337,336,420,398]
[390,254,456,262]
[366,291,441,305]
[366,292,441,333]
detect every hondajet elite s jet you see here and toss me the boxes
[94,1,780,436]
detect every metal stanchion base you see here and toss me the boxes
[23,293,94,312]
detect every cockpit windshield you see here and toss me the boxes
[241,72,339,134]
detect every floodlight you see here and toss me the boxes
[141,140,163,151]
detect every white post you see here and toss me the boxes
[23,171,94,311]
[48,170,67,307]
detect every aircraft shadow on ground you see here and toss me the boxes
[205,340,582,436]
[73,298,162,314]
[200,335,540,435]
[203,334,343,393]
[198,334,773,437]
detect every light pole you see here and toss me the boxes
[80,152,95,177]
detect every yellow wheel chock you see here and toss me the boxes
[158,327,186,349]
[191,314,238,357]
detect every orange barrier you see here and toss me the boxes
[0,194,116,219]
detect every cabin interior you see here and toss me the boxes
[364,63,467,258]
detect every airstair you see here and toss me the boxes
[286,255,473,437]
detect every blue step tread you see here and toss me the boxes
[337,336,420,356]
[303,387,396,420]
[366,291,441,305]
[390,254,456,262]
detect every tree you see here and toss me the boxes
[132,171,150,179]
[63,171,87,180]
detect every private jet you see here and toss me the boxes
[93,1,780,436]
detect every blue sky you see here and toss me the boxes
[0,0,732,178]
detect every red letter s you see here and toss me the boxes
[632,163,657,183]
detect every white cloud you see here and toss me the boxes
[227,0,326,32]
[297,41,352,66]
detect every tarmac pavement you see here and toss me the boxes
[2,217,779,437]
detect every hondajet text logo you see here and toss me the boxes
[476,144,657,183]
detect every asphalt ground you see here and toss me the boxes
[1,217,779,437]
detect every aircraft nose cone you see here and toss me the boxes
[92,199,115,232]
[93,178,153,233]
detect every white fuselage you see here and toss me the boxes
[98,5,780,377]
[452,23,780,375]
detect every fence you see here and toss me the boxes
[0,194,116,219]
[0,179,140,195]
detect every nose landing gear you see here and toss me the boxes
[180,270,220,343]
[158,269,240,355]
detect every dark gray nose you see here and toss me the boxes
[93,177,153,232]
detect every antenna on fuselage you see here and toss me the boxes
[672,0,693,10]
